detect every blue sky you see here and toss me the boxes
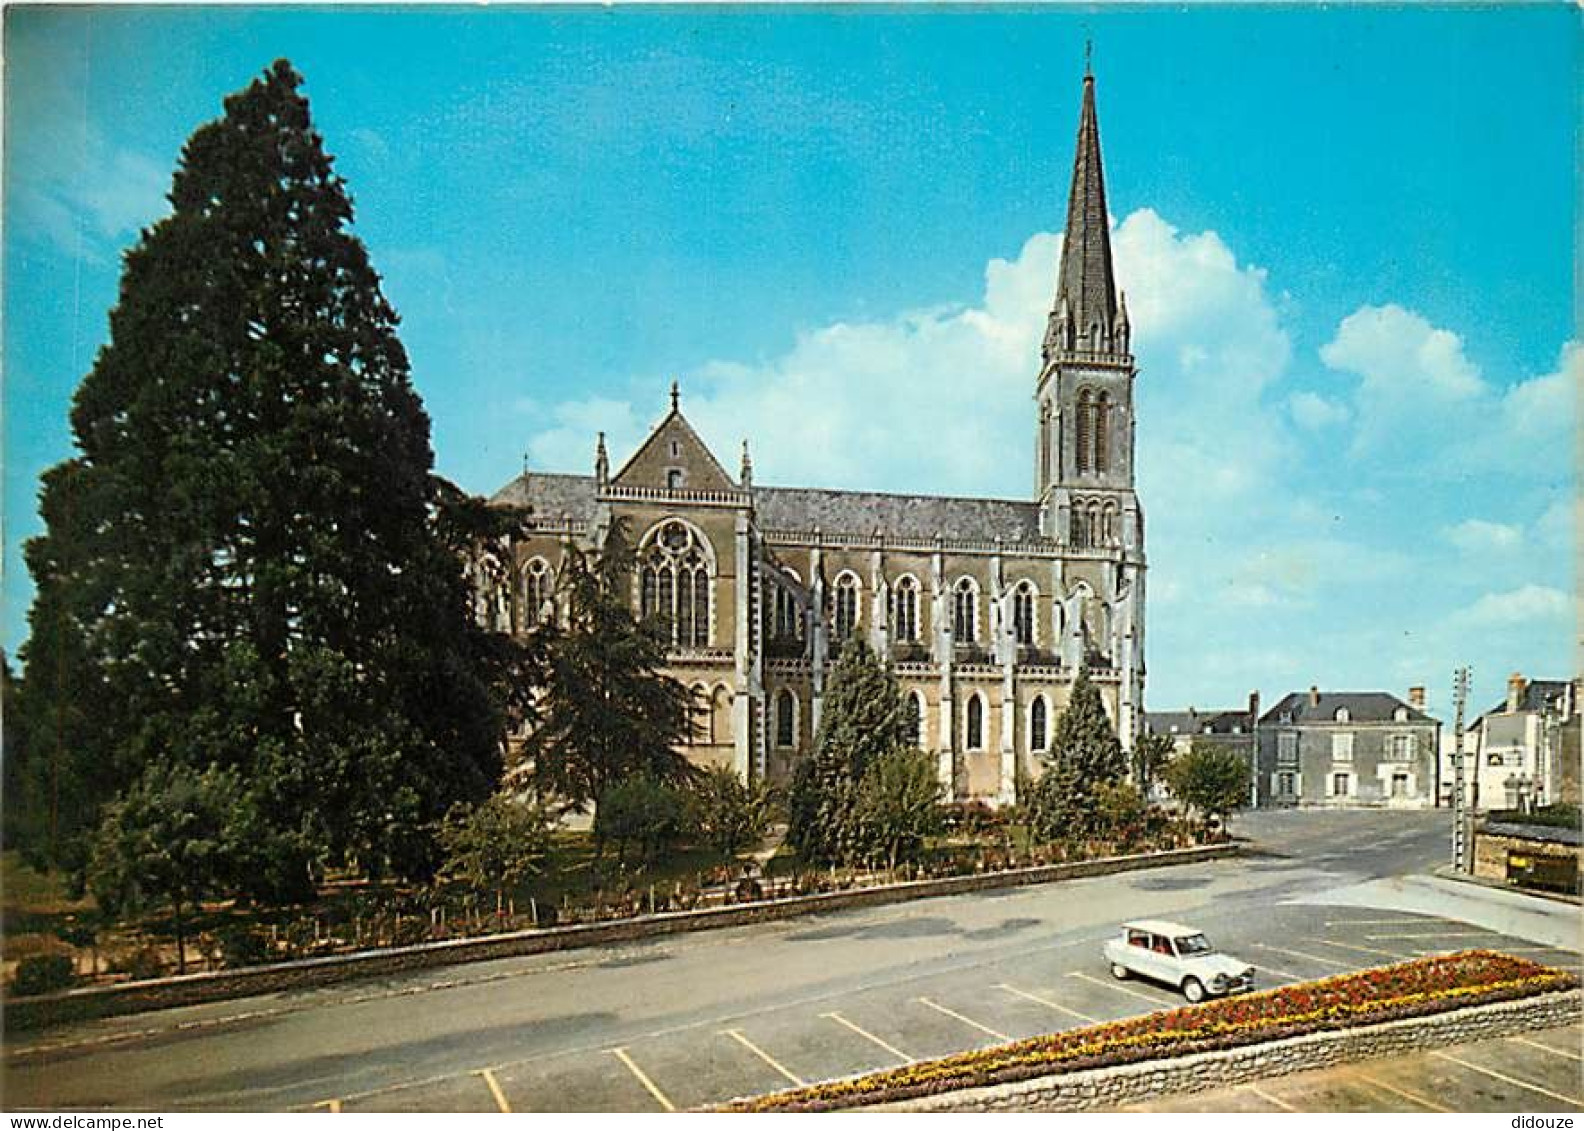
[5,4,1576,718]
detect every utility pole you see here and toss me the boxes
[1452,666,1471,873]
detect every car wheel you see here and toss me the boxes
[1181,977,1205,1003]
[1110,962,1130,980]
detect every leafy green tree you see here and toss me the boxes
[14,60,503,895]
[1132,731,1175,793]
[1163,741,1253,829]
[88,762,248,973]
[855,747,944,869]
[1033,667,1126,837]
[437,792,552,916]
[787,639,912,865]
[594,776,692,866]
[524,522,697,811]
[1026,756,1083,845]
[691,766,777,859]
[1093,779,1148,847]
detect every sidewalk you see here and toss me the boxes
[1300,874,1584,951]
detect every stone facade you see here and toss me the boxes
[1255,688,1441,809]
[879,990,1582,1112]
[482,71,1147,801]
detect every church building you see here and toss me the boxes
[486,69,1146,802]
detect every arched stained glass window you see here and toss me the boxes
[966,694,984,750]
[833,573,860,642]
[639,521,711,648]
[893,576,919,643]
[1031,696,1048,752]
[776,689,796,748]
[1013,581,1036,647]
[953,578,978,644]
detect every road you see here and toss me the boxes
[4,809,1579,1112]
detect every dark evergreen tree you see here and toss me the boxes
[524,521,696,810]
[1033,666,1126,838]
[14,60,501,896]
[786,639,911,865]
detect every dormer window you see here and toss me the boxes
[1393,706,1409,722]
[1334,707,1350,723]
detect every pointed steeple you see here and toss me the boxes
[594,431,609,487]
[1043,68,1120,362]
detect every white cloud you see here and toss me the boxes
[1456,585,1571,628]
[1445,519,1523,555]
[1288,391,1350,430]
[1321,303,1482,403]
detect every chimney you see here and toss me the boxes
[1507,672,1525,713]
[1248,690,1261,723]
[1408,686,1426,711]
[1308,685,1320,708]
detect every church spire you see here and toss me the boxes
[1043,67,1120,362]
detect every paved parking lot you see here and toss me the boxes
[1119,1022,1584,1113]
[310,906,1581,1112]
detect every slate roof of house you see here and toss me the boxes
[1478,679,1577,722]
[490,473,1046,543]
[1259,691,1438,726]
[1144,709,1252,736]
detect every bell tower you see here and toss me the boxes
[1035,66,1140,556]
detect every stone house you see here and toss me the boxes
[1444,674,1581,812]
[1256,687,1440,808]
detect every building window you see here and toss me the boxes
[1031,695,1048,752]
[893,576,919,643]
[1391,773,1410,799]
[905,693,923,747]
[1076,389,1092,473]
[1393,706,1409,722]
[833,573,860,642]
[776,689,796,748]
[1070,505,1088,548]
[1278,771,1297,797]
[953,578,978,644]
[1332,772,1351,797]
[772,585,800,640]
[1013,581,1036,646]
[666,469,683,490]
[639,520,710,647]
[966,694,985,750]
[1334,706,1351,723]
[1094,391,1110,472]
[523,557,553,625]
[1331,733,1354,763]
[1388,733,1416,762]
[1277,732,1298,765]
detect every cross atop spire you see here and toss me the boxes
[670,380,680,412]
[1043,65,1123,363]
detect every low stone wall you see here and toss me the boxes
[4,841,1237,1032]
[1474,829,1582,895]
[879,989,1582,1112]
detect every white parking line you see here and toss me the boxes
[723,1029,806,1086]
[1242,1083,1297,1112]
[1366,932,1490,941]
[916,997,1012,1042]
[610,1047,676,1112]
[996,982,1101,1025]
[1314,939,1408,961]
[1430,1051,1583,1106]
[1507,1036,1584,1063]
[821,1011,914,1064]
[1355,1072,1451,1112]
[1068,970,1175,1006]
[1323,919,1433,927]
[1249,942,1352,969]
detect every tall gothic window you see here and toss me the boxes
[953,578,978,644]
[772,585,800,639]
[833,573,859,642]
[1070,506,1087,548]
[1094,391,1110,472]
[905,692,923,747]
[639,521,710,647]
[893,576,919,643]
[1031,696,1048,752]
[776,688,796,748]
[523,557,552,626]
[966,694,985,750]
[1013,581,1036,647]
[1075,389,1092,473]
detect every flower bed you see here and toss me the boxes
[725,951,1578,1112]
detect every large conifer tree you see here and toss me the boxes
[15,60,501,895]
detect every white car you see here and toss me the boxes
[1101,919,1256,1003]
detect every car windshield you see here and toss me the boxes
[1175,933,1213,956]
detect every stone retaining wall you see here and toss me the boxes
[4,842,1237,1031]
[879,989,1582,1112]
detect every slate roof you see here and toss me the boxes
[752,485,1043,542]
[1047,71,1118,357]
[490,473,1046,543]
[1259,691,1437,726]
[1145,709,1251,736]
[1478,678,1577,722]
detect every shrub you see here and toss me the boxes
[1163,742,1252,827]
[595,776,691,865]
[690,766,778,859]
[11,953,76,996]
[855,747,945,868]
[216,922,272,969]
[107,943,166,981]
